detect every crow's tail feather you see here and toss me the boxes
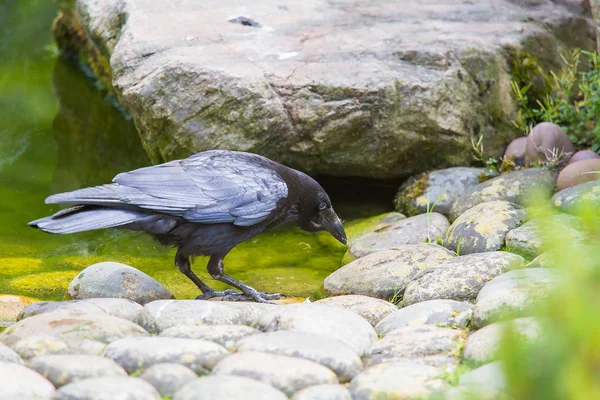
[29,206,148,234]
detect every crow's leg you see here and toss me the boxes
[176,250,239,299]
[206,254,282,303]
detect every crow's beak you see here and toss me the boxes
[321,209,347,245]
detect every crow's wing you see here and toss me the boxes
[47,151,289,227]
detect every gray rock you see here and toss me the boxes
[17,298,146,324]
[28,355,127,388]
[375,300,473,335]
[363,325,465,367]
[64,338,108,356]
[212,351,337,396]
[173,375,287,400]
[472,268,558,328]
[139,300,276,333]
[255,303,377,355]
[446,201,527,255]
[404,252,525,305]
[315,295,397,326]
[0,342,24,364]
[463,318,541,364]
[11,334,69,359]
[102,337,228,374]
[53,376,160,400]
[552,180,600,214]
[291,384,352,400]
[0,361,55,398]
[0,310,148,347]
[324,244,455,299]
[67,262,174,305]
[347,213,450,259]
[160,324,260,350]
[53,0,594,179]
[450,169,558,220]
[505,214,584,258]
[349,361,446,400]
[395,167,486,216]
[237,331,361,382]
[139,363,198,398]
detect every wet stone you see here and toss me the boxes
[139,300,276,333]
[394,167,486,216]
[0,361,56,398]
[160,324,260,350]
[315,295,397,326]
[102,336,228,374]
[28,354,127,388]
[472,268,558,328]
[324,244,455,299]
[349,361,446,400]
[0,310,149,347]
[552,180,600,214]
[375,300,473,336]
[291,384,352,400]
[237,330,362,382]
[403,252,524,305]
[67,262,174,305]
[53,376,160,400]
[445,201,527,255]
[0,342,24,364]
[139,363,198,398]
[255,303,377,356]
[347,213,450,259]
[362,325,465,367]
[213,351,337,396]
[449,169,557,221]
[463,317,541,364]
[173,375,287,400]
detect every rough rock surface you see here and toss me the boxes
[472,268,558,328]
[173,375,287,400]
[375,300,473,335]
[255,303,377,355]
[53,376,161,400]
[463,317,541,364]
[18,298,147,323]
[0,310,148,347]
[102,336,228,374]
[160,324,260,350]
[552,180,600,214]
[403,252,524,305]
[394,167,485,216]
[346,213,449,259]
[237,331,362,382]
[450,169,558,220]
[0,361,56,398]
[139,363,198,398]
[445,201,527,254]
[28,354,127,388]
[362,325,465,367]
[324,244,455,299]
[67,262,174,304]
[349,361,446,399]
[53,0,594,178]
[212,351,338,396]
[291,384,352,400]
[315,295,397,326]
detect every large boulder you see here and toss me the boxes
[53,0,595,178]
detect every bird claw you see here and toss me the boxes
[196,289,283,304]
[195,289,239,300]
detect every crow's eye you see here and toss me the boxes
[318,202,327,210]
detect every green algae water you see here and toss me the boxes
[0,1,393,301]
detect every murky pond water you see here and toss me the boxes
[0,1,395,301]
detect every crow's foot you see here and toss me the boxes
[223,291,282,303]
[195,289,239,300]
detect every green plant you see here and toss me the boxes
[512,49,600,152]
[424,192,444,244]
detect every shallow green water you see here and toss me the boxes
[0,1,393,301]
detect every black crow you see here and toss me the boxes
[29,150,347,303]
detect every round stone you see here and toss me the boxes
[28,355,127,388]
[0,342,24,364]
[315,295,398,326]
[53,376,161,400]
[291,384,352,400]
[159,324,260,350]
[172,375,287,400]
[139,363,197,398]
[0,361,55,398]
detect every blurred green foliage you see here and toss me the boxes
[512,49,600,153]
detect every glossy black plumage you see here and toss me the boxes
[29,150,347,302]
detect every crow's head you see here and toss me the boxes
[294,174,347,246]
